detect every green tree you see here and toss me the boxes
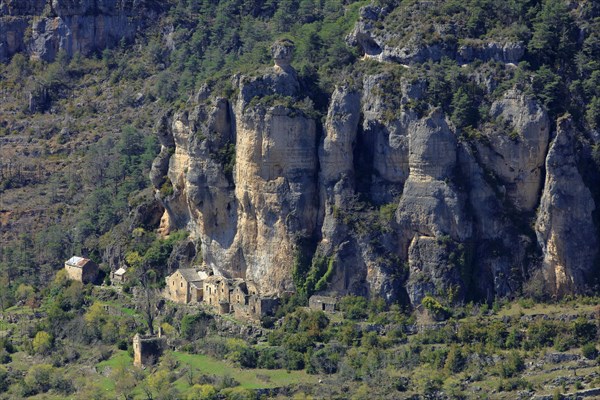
[22,364,54,395]
[339,296,368,320]
[586,96,600,129]
[16,283,35,303]
[529,0,577,68]
[113,367,138,400]
[444,345,466,373]
[451,87,478,128]
[32,331,53,355]
[531,66,564,115]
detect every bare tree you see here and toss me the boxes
[135,270,160,335]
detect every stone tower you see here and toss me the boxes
[133,332,165,367]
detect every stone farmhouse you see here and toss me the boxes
[164,269,279,319]
[164,269,208,304]
[64,256,98,284]
[202,275,279,318]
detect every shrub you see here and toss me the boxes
[257,347,281,369]
[498,352,525,378]
[581,343,598,360]
[282,349,304,370]
[181,312,212,340]
[444,345,466,373]
[339,296,368,320]
[220,387,256,400]
[282,333,314,353]
[497,378,531,392]
[32,331,53,355]
[226,340,257,368]
[526,320,557,348]
[186,384,217,400]
[0,351,11,365]
[421,296,450,320]
[572,317,597,345]
[0,365,8,393]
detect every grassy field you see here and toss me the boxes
[96,350,132,371]
[172,351,317,389]
[496,301,599,318]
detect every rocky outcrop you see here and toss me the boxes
[396,109,473,304]
[154,51,320,296]
[151,32,599,307]
[535,117,598,296]
[347,4,524,65]
[457,41,525,65]
[0,0,162,62]
[233,102,318,293]
[476,90,550,212]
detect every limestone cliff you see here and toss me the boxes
[153,52,319,296]
[347,4,524,65]
[535,117,598,296]
[153,51,599,306]
[0,0,161,61]
[148,11,599,306]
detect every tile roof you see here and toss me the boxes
[65,256,92,268]
[178,269,204,283]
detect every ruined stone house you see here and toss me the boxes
[164,269,207,304]
[203,275,228,307]
[199,275,281,319]
[309,295,338,312]
[233,295,280,320]
[64,256,98,284]
[133,332,166,367]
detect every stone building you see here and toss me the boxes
[309,295,338,312]
[231,281,248,306]
[232,294,280,320]
[202,275,279,319]
[133,332,166,367]
[111,267,127,284]
[164,269,207,304]
[64,256,98,284]
[203,275,228,307]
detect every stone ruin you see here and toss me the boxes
[133,330,166,367]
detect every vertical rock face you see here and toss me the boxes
[234,103,318,293]
[360,74,415,204]
[396,109,473,305]
[535,117,598,295]
[155,66,599,306]
[155,56,319,295]
[476,90,550,212]
[318,87,366,295]
[152,37,599,305]
[0,0,160,61]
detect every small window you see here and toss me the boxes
[181,282,183,287]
